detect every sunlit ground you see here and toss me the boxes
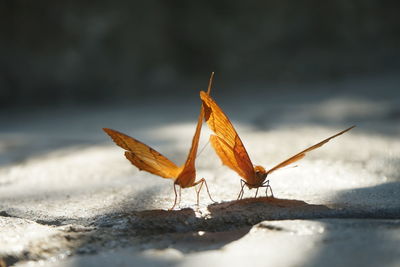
[1,74,400,266]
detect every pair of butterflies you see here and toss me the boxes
[104,73,354,210]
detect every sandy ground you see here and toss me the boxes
[1,74,400,266]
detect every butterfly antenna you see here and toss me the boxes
[196,140,210,159]
[207,72,214,95]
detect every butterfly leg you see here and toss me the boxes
[170,183,179,210]
[178,185,182,207]
[194,180,204,206]
[237,181,243,200]
[194,178,216,205]
[254,187,259,198]
[263,180,274,198]
[240,181,246,200]
[237,180,245,200]
[202,178,216,203]
[268,186,274,198]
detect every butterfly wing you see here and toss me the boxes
[267,126,355,174]
[209,135,250,178]
[175,73,215,187]
[103,128,181,179]
[200,91,256,183]
[175,106,203,187]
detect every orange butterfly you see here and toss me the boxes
[104,73,215,210]
[200,91,355,199]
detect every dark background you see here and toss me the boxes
[1,0,399,107]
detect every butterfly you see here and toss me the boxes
[104,73,215,210]
[200,91,355,200]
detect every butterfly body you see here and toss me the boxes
[175,167,196,188]
[246,165,268,189]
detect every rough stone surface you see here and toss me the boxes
[1,75,400,266]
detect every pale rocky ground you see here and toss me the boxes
[1,74,400,266]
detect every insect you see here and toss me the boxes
[200,91,355,200]
[104,73,215,210]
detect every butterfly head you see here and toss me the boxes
[254,165,268,185]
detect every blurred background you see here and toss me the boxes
[1,0,399,107]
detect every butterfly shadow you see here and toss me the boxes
[92,205,253,254]
[207,196,333,225]
[107,196,334,254]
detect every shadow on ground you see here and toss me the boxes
[65,197,330,258]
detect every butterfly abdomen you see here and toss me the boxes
[175,168,196,188]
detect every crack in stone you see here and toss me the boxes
[0,255,19,267]
[0,211,14,218]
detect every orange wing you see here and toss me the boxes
[176,72,215,187]
[266,126,355,174]
[103,128,181,179]
[209,135,251,178]
[200,91,256,184]
[175,105,203,187]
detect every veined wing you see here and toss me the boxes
[200,91,255,183]
[177,73,215,186]
[210,135,250,178]
[176,105,203,186]
[103,128,181,179]
[267,126,355,174]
